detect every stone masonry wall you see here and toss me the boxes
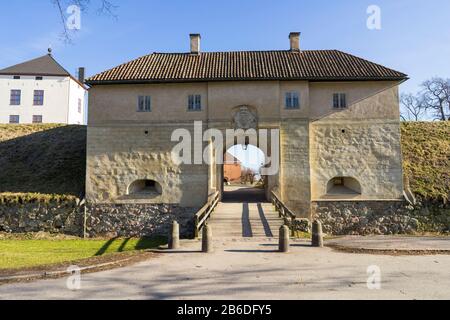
[86,125,209,207]
[312,200,419,235]
[310,121,404,200]
[280,120,311,218]
[85,204,199,238]
[0,201,83,235]
[0,201,198,238]
[2,200,446,237]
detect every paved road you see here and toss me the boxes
[327,236,450,251]
[1,238,449,300]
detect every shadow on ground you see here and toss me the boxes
[94,237,167,256]
[222,187,267,203]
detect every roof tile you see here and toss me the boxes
[86,50,407,84]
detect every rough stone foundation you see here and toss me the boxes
[85,204,199,238]
[0,201,199,238]
[0,202,83,235]
[1,200,446,237]
[285,218,311,233]
[312,200,420,235]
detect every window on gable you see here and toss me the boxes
[285,92,300,109]
[10,90,21,105]
[188,94,202,111]
[333,93,347,109]
[78,98,82,113]
[9,115,20,124]
[138,96,151,112]
[33,90,44,106]
[32,115,43,124]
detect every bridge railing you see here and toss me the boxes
[194,191,220,238]
[271,191,297,236]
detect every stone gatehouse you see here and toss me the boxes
[84,33,408,237]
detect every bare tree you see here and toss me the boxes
[400,93,426,121]
[421,78,450,121]
[52,0,117,42]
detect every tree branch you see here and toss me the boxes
[420,78,450,121]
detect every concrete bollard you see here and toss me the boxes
[279,225,290,253]
[202,224,213,253]
[169,221,180,250]
[312,220,324,248]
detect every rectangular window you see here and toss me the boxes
[32,115,43,124]
[13,76,21,80]
[188,95,202,111]
[35,76,43,81]
[78,98,82,113]
[9,115,20,124]
[138,96,151,112]
[33,90,44,106]
[333,93,347,109]
[285,92,300,109]
[10,90,21,105]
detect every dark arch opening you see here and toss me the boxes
[128,179,162,196]
[326,177,361,196]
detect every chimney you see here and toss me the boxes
[78,67,85,83]
[190,34,201,54]
[289,32,301,52]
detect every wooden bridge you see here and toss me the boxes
[195,186,285,239]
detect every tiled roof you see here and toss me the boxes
[86,50,407,85]
[0,54,71,77]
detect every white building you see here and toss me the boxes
[0,53,87,124]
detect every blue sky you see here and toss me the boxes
[228,145,265,172]
[1,0,449,95]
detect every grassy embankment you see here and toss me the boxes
[401,122,449,204]
[0,124,86,203]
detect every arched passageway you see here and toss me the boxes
[222,144,267,203]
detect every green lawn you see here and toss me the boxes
[0,237,166,270]
[293,231,312,239]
